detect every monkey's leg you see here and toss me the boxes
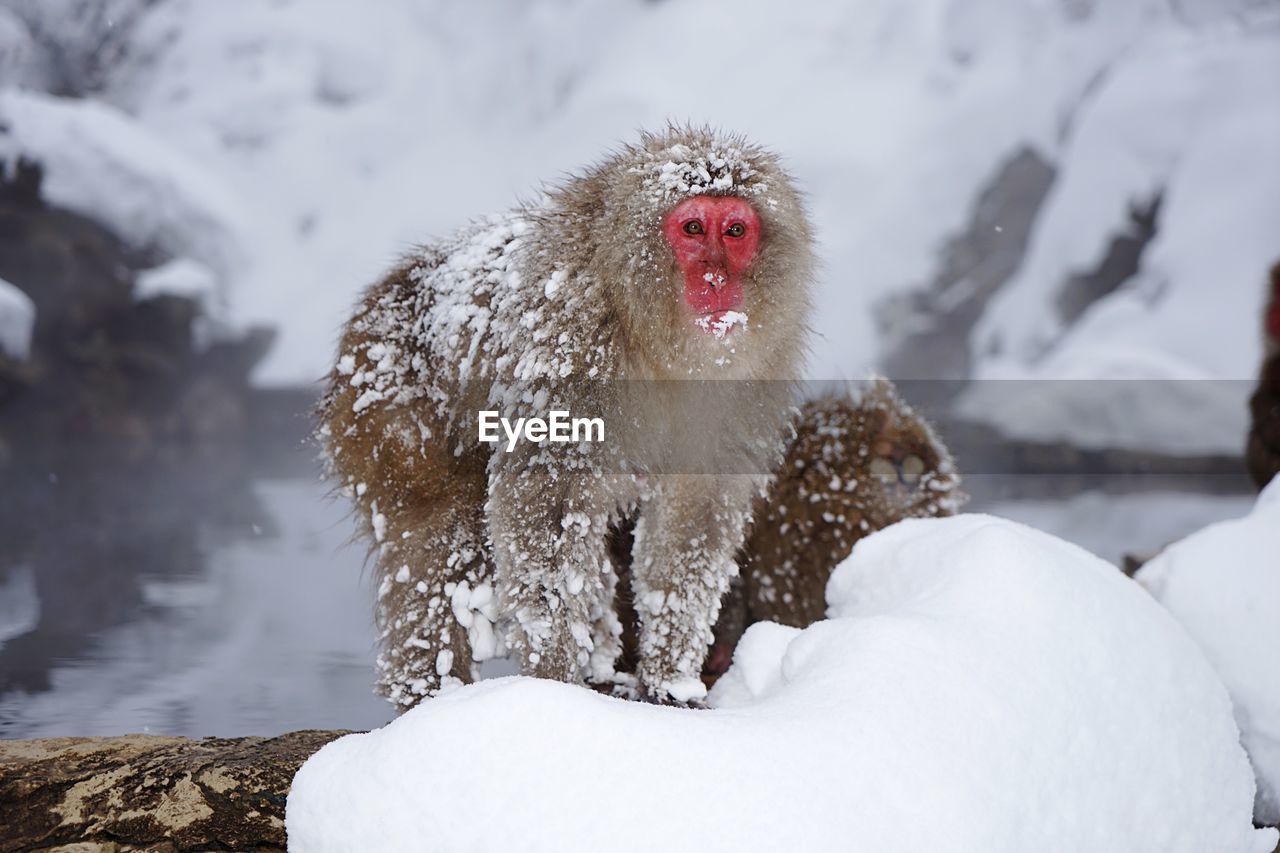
[586,557,628,689]
[629,475,759,703]
[321,396,494,708]
[371,485,495,709]
[487,461,619,684]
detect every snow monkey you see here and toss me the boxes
[710,380,963,674]
[1246,261,1280,490]
[319,126,815,706]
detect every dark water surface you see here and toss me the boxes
[0,441,395,739]
[0,436,1256,739]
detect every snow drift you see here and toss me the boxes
[287,515,1274,853]
[1138,477,1280,825]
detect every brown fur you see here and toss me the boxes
[703,381,962,681]
[318,126,816,706]
[736,381,962,631]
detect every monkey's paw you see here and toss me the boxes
[644,677,709,708]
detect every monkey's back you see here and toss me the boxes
[317,211,576,702]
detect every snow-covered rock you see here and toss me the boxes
[287,515,1274,853]
[1137,477,1280,824]
[0,90,248,285]
[962,16,1280,453]
[0,276,35,361]
[135,258,220,310]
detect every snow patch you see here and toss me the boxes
[0,276,35,361]
[1137,478,1280,824]
[134,258,220,307]
[0,90,248,284]
[288,515,1273,853]
[694,309,748,340]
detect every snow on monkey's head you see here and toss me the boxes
[550,124,815,378]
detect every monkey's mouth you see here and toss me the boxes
[694,310,748,340]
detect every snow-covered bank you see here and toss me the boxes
[287,515,1274,853]
[956,15,1280,453]
[0,89,247,312]
[1138,478,1280,825]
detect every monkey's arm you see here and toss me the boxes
[486,449,625,686]
[628,474,761,703]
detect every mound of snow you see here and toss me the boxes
[0,90,247,283]
[287,515,1274,853]
[0,276,35,360]
[1137,478,1280,824]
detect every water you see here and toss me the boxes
[0,449,1257,739]
[0,452,394,739]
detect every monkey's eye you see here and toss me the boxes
[725,223,746,238]
[682,220,704,236]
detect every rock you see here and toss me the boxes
[0,155,274,464]
[0,730,347,852]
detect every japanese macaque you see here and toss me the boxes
[714,381,962,668]
[319,126,815,706]
[1246,262,1280,490]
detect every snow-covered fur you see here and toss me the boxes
[318,126,814,706]
[734,381,963,632]
[1246,262,1280,490]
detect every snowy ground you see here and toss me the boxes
[2,0,1278,451]
[287,514,1276,853]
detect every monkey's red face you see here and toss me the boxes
[662,197,760,336]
